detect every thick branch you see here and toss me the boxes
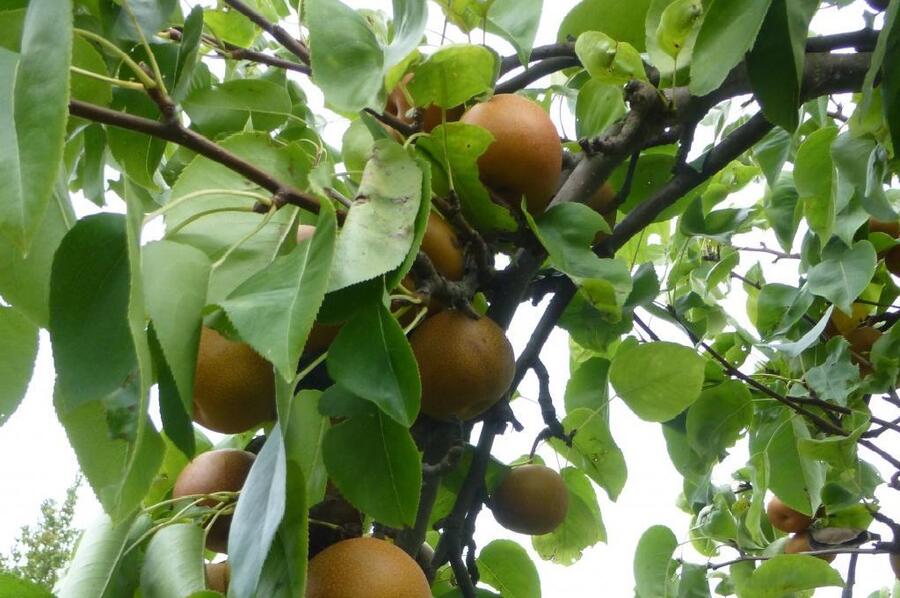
[495,56,581,94]
[499,43,576,75]
[223,0,311,65]
[69,100,322,213]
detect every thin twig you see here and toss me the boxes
[222,0,311,65]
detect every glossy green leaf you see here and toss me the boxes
[55,513,139,598]
[408,44,498,109]
[323,408,421,527]
[677,563,711,598]
[806,337,860,406]
[417,122,516,232]
[204,7,258,47]
[229,426,287,598]
[328,141,423,292]
[806,241,877,314]
[880,1,900,151]
[0,0,71,252]
[165,133,312,302]
[634,525,678,598]
[558,0,653,51]
[575,32,647,84]
[140,524,206,598]
[143,240,210,420]
[746,0,817,131]
[794,126,839,243]
[307,0,383,112]
[689,0,773,96]
[575,79,625,138]
[218,202,336,382]
[686,380,751,461]
[50,213,136,412]
[745,555,844,596]
[108,0,177,41]
[327,301,420,426]
[71,35,113,106]
[754,283,813,338]
[527,203,611,275]
[285,390,330,505]
[0,186,72,327]
[550,408,627,500]
[486,0,542,66]
[385,0,428,67]
[105,90,166,191]
[532,467,606,565]
[655,0,703,60]
[753,127,791,187]
[763,173,801,251]
[171,5,203,102]
[0,305,38,425]
[610,341,705,422]
[564,356,610,413]
[183,79,293,137]
[478,540,541,598]
[765,304,833,357]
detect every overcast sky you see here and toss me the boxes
[1,1,898,595]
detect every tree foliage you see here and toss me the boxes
[0,0,898,596]
[0,477,82,591]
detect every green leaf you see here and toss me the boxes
[880,1,900,151]
[307,0,384,112]
[763,173,801,251]
[746,555,844,596]
[204,7,258,47]
[171,5,203,102]
[417,122,516,232]
[794,126,839,243]
[71,35,113,106]
[754,283,813,339]
[654,0,703,60]
[50,213,136,412]
[326,301,421,426]
[745,0,817,131]
[689,0,773,96]
[323,408,421,527]
[0,305,37,425]
[165,133,312,302]
[677,563,711,598]
[486,0,542,67]
[218,202,336,382]
[0,574,53,598]
[575,79,625,138]
[532,467,606,565]
[575,32,647,85]
[54,513,140,598]
[230,426,287,597]
[143,240,210,426]
[610,341,705,422]
[806,337,860,406]
[108,0,177,41]
[183,79,293,137]
[831,133,897,222]
[328,141,423,292]
[634,525,678,598]
[140,524,206,598]
[0,186,72,327]
[685,380,751,461]
[765,304,833,357]
[477,540,541,598]
[408,44,498,109]
[558,0,653,51]
[753,127,791,187]
[680,197,753,242]
[285,390,330,505]
[105,90,166,191]
[527,202,614,280]
[564,356,610,413]
[0,0,72,252]
[550,408,627,500]
[384,0,428,68]
[806,241,877,314]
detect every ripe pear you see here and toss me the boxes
[408,310,515,421]
[460,94,562,215]
[205,561,230,593]
[306,537,431,598]
[193,327,275,434]
[766,497,814,533]
[173,449,255,553]
[490,464,569,535]
[784,532,835,563]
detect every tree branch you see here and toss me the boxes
[68,100,322,214]
[495,56,581,94]
[222,0,311,65]
[499,43,576,75]
[165,28,310,75]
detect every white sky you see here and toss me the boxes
[1,1,898,596]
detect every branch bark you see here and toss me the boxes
[223,0,311,65]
